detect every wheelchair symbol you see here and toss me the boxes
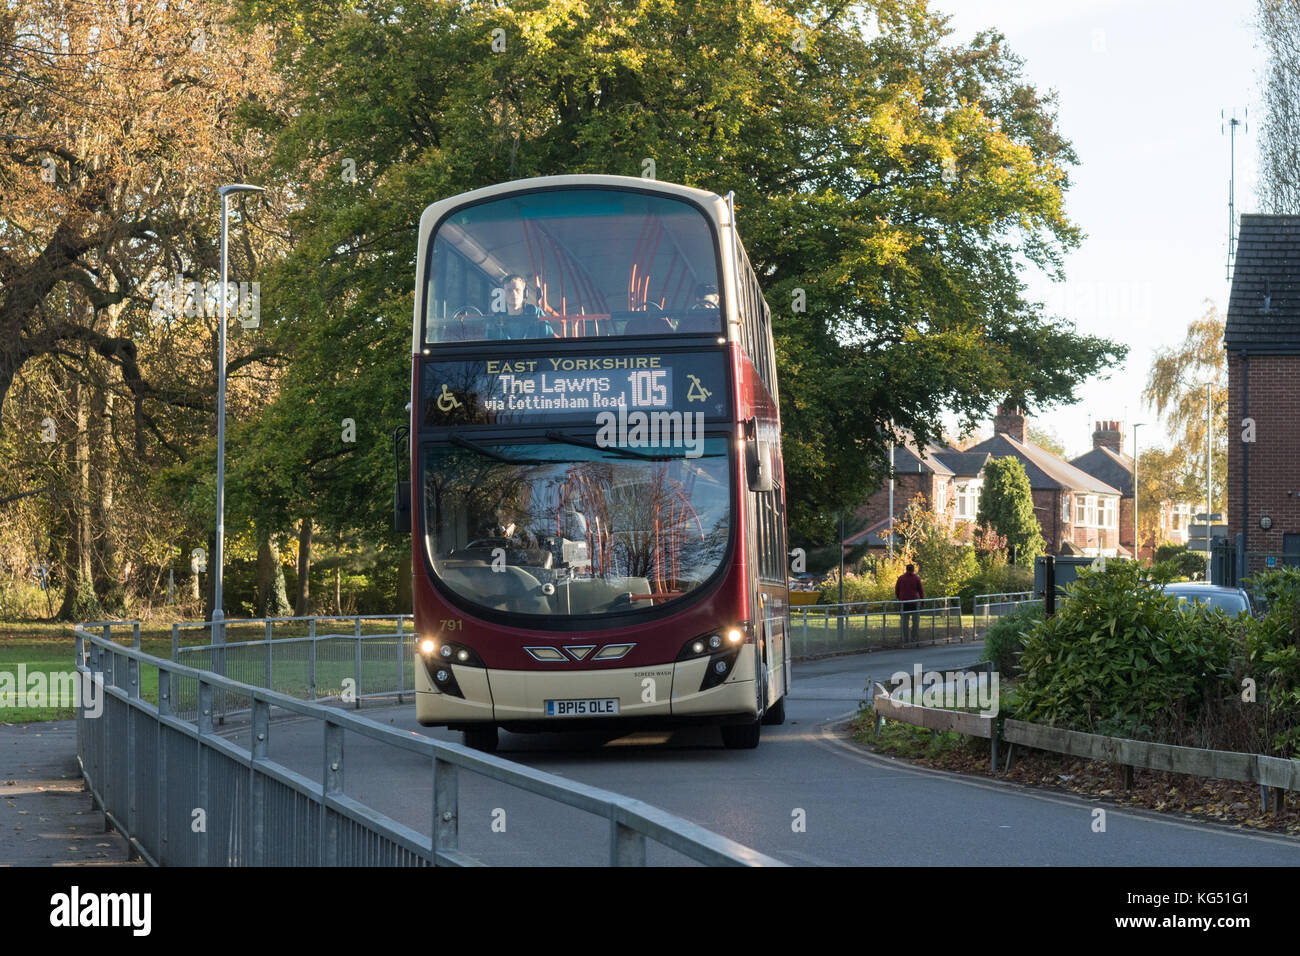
[437,384,463,413]
[686,374,712,403]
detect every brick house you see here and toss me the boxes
[1069,421,1136,556]
[1225,214,1300,575]
[848,407,1125,558]
[844,434,989,551]
[965,406,1126,557]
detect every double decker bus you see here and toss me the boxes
[401,175,788,751]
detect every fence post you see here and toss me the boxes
[156,668,170,864]
[171,623,180,661]
[125,652,139,860]
[801,610,807,656]
[251,695,269,866]
[196,679,213,867]
[323,718,343,866]
[397,629,406,701]
[354,617,363,708]
[433,757,459,863]
[610,816,647,866]
[309,622,318,700]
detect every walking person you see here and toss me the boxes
[895,563,924,643]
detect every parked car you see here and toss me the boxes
[1160,582,1255,618]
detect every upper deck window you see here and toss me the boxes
[424,188,722,344]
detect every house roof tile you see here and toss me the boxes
[1225,214,1300,351]
[965,433,1122,495]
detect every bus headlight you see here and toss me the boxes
[677,626,750,661]
[418,640,483,667]
[416,639,483,700]
[676,627,749,692]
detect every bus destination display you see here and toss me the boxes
[422,352,728,426]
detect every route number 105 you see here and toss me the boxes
[627,370,667,407]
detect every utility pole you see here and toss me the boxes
[1205,382,1213,581]
[213,183,265,641]
[1132,423,1145,562]
[1223,108,1247,281]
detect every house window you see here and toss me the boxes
[1061,494,1071,523]
[1075,495,1098,527]
[933,481,947,515]
[956,481,980,519]
[1098,497,1117,529]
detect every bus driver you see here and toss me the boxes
[489,274,556,340]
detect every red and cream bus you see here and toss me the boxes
[401,175,789,751]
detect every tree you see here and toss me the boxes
[239,0,1126,549]
[0,0,287,617]
[1134,444,1200,559]
[886,493,978,598]
[976,457,1045,564]
[1026,424,1065,457]
[1142,301,1227,516]
[1257,0,1300,213]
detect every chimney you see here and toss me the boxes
[1092,420,1122,453]
[994,403,1027,443]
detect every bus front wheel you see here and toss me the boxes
[464,725,499,753]
[721,720,761,749]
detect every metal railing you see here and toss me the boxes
[972,592,1041,631]
[74,623,785,867]
[168,614,415,714]
[789,596,965,657]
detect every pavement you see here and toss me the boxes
[0,720,138,866]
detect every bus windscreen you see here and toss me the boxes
[421,438,731,620]
[424,189,723,343]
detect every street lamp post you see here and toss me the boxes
[1205,382,1213,582]
[1132,423,1145,562]
[213,183,265,639]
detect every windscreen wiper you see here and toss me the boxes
[448,434,547,465]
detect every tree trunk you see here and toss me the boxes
[397,552,412,614]
[294,516,313,616]
[254,525,291,617]
[334,561,342,616]
[91,363,122,613]
[91,300,132,613]
[56,378,98,621]
[203,528,217,621]
[334,533,343,615]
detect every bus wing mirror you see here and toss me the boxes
[747,439,773,493]
[394,480,411,533]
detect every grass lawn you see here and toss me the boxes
[1,618,414,722]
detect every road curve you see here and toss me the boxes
[224,643,1300,866]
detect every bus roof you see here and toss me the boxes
[416,175,728,236]
[412,175,738,355]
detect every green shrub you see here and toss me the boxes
[1014,560,1237,739]
[980,602,1042,677]
[819,566,896,604]
[1241,567,1300,755]
[1153,543,1205,581]
[958,561,1034,614]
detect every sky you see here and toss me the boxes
[935,0,1264,459]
